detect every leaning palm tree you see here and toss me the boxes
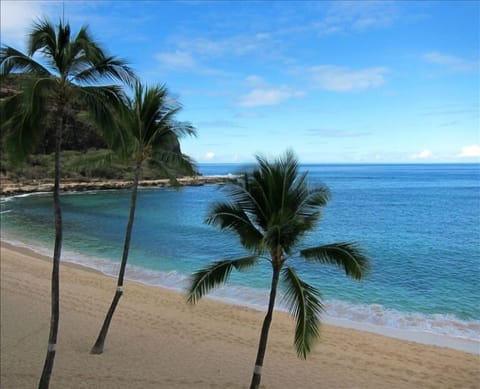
[188,150,370,389]
[90,81,197,354]
[0,19,134,389]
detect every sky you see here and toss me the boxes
[1,1,479,164]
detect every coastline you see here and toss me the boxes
[0,175,236,196]
[1,240,479,388]
[2,230,480,355]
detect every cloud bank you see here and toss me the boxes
[410,149,433,160]
[458,144,480,158]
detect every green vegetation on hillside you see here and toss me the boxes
[1,74,187,181]
[1,149,193,181]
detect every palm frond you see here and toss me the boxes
[255,149,299,212]
[206,202,264,251]
[294,181,330,216]
[67,149,118,172]
[149,150,198,185]
[0,46,50,76]
[144,112,189,148]
[1,76,55,163]
[106,82,195,168]
[66,25,104,76]
[282,266,323,359]
[207,150,332,254]
[77,84,126,138]
[167,119,197,139]
[71,24,103,61]
[187,256,257,304]
[28,18,57,57]
[300,242,370,280]
[249,168,273,225]
[73,55,136,86]
[1,94,36,163]
[282,185,330,243]
[223,177,268,228]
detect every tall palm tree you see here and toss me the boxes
[90,81,197,354]
[0,19,134,389]
[187,150,370,389]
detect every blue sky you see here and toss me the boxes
[1,1,479,163]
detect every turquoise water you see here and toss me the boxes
[1,164,479,344]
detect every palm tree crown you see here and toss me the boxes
[0,18,135,161]
[188,150,370,389]
[114,82,197,175]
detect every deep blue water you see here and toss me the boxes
[1,163,479,341]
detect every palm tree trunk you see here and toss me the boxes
[91,161,141,354]
[38,110,65,389]
[249,265,281,389]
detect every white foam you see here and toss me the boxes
[196,284,480,350]
[2,236,479,354]
[110,259,480,352]
[2,191,51,201]
[323,316,480,354]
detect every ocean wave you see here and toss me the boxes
[60,249,480,343]
[124,264,480,354]
[3,237,479,353]
[1,192,52,205]
[321,300,480,340]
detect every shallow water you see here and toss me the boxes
[1,163,479,350]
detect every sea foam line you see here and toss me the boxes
[2,236,479,354]
[84,252,480,354]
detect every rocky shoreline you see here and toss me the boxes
[0,175,237,197]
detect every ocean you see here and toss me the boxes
[1,163,479,352]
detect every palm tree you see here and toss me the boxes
[187,150,370,389]
[90,81,197,354]
[0,19,134,389]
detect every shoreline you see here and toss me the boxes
[1,240,479,388]
[2,237,479,356]
[0,175,236,196]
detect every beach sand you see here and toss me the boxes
[1,241,479,388]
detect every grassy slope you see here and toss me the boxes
[1,149,190,182]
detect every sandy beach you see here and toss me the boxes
[1,241,479,388]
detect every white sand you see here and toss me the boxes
[1,241,479,388]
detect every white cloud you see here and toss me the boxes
[205,151,216,160]
[238,87,303,107]
[0,1,52,49]
[309,65,388,92]
[175,33,273,58]
[155,51,196,69]
[305,129,371,138]
[238,76,304,107]
[196,120,243,129]
[458,144,480,158]
[155,50,233,77]
[245,75,266,87]
[423,51,478,72]
[315,1,399,35]
[410,149,433,160]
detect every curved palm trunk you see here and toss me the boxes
[250,265,281,389]
[91,161,141,354]
[38,110,65,389]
